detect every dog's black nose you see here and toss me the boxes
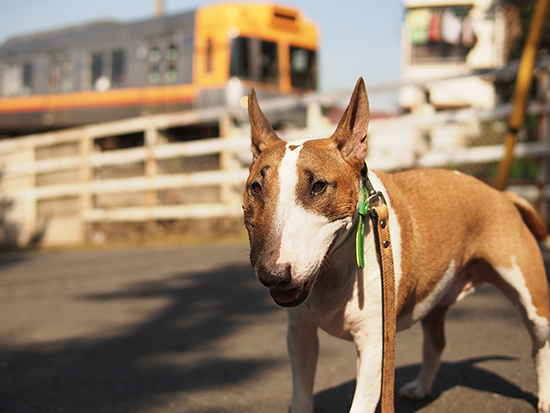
[258,263,292,289]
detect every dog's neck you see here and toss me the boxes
[330,165,373,265]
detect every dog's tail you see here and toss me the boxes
[505,191,550,247]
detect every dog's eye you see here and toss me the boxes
[311,181,327,196]
[251,182,262,195]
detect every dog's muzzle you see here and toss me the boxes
[268,277,316,308]
[257,263,315,308]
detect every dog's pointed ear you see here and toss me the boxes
[332,77,369,168]
[248,88,283,159]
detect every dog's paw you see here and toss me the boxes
[398,380,430,400]
[289,399,313,413]
[538,386,550,413]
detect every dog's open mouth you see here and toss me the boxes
[267,237,339,308]
[269,277,316,308]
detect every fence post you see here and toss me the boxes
[306,101,323,131]
[21,143,36,247]
[537,68,550,223]
[145,123,159,221]
[219,114,241,214]
[79,133,93,243]
[220,114,232,207]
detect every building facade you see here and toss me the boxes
[399,0,511,112]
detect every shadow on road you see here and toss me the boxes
[313,356,538,413]
[0,261,278,413]
[1,247,549,412]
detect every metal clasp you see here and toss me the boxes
[368,190,386,215]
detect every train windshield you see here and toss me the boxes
[230,37,316,90]
[230,37,252,80]
[290,46,316,90]
[229,36,279,85]
[229,37,317,90]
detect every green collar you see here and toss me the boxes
[355,178,369,268]
[332,165,381,268]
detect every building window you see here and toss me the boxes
[406,6,476,64]
[290,46,317,90]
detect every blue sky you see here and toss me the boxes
[0,0,404,108]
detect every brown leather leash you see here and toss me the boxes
[362,167,396,413]
[336,165,396,413]
[370,201,396,413]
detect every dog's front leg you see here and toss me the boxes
[287,308,319,413]
[349,324,384,413]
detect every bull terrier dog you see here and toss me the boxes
[242,77,550,413]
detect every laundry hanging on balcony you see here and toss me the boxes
[407,7,477,50]
[407,8,432,46]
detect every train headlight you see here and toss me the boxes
[226,77,244,108]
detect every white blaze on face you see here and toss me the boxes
[275,141,347,283]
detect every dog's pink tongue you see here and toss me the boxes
[270,287,300,304]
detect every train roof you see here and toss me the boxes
[4,21,121,46]
[0,10,197,51]
[0,3,316,55]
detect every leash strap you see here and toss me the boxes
[370,200,396,413]
[333,166,396,413]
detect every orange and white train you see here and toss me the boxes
[0,2,319,136]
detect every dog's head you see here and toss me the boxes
[243,78,370,307]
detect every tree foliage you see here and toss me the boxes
[506,0,550,60]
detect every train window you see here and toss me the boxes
[147,46,162,85]
[165,43,178,83]
[48,58,61,92]
[111,50,125,85]
[91,53,103,88]
[2,63,34,96]
[205,39,213,74]
[260,40,278,84]
[61,58,74,92]
[1,63,32,96]
[23,63,33,92]
[290,46,317,90]
[49,55,74,93]
[229,37,252,80]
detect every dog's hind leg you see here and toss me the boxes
[490,256,550,413]
[534,341,550,413]
[398,304,449,400]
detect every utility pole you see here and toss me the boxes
[155,0,164,17]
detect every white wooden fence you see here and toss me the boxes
[0,109,253,247]
[1,91,550,247]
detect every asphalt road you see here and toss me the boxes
[0,243,547,413]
